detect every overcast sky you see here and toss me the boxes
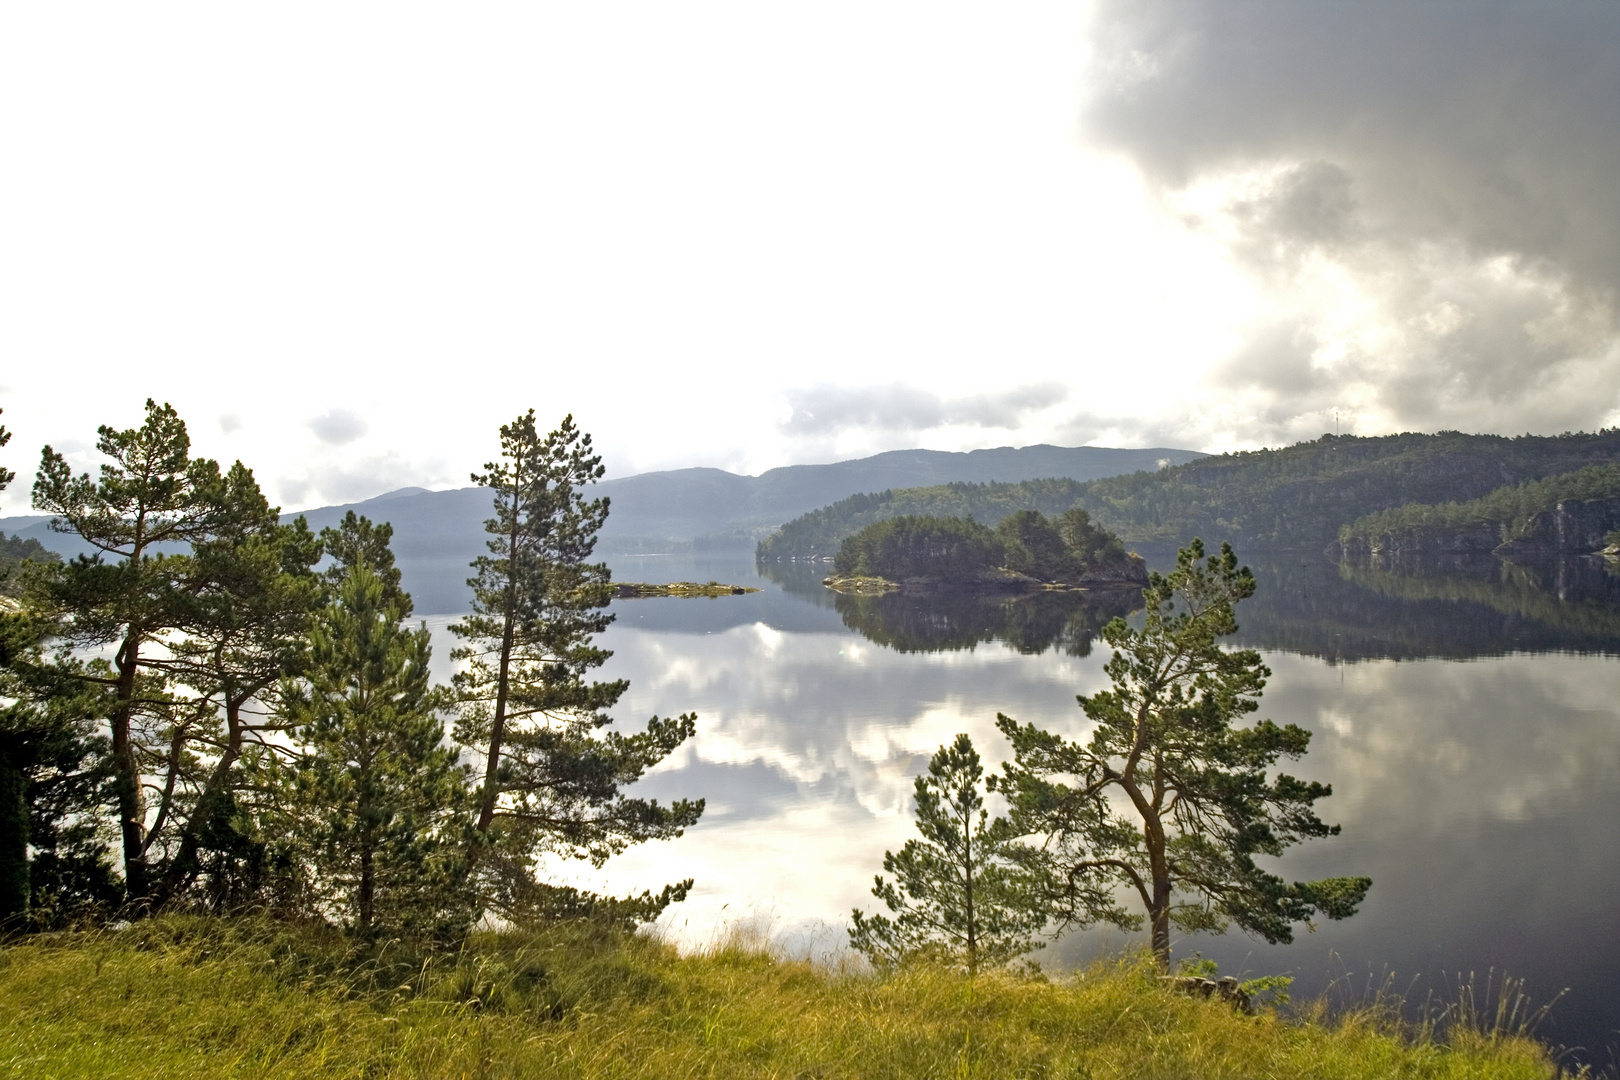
[2,2,1616,511]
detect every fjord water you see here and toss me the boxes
[423,550,1620,1058]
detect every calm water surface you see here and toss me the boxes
[420,550,1620,1058]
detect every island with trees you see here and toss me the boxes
[823,508,1148,593]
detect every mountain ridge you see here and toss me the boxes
[0,442,1202,612]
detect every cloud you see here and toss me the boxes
[1082,0,1620,441]
[218,413,241,435]
[275,449,444,510]
[308,408,367,446]
[781,383,1067,437]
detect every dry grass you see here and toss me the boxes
[0,915,1562,1079]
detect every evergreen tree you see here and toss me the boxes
[0,609,121,923]
[156,483,321,904]
[1055,508,1126,567]
[995,510,1074,581]
[450,411,702,921]
[995,540,1372,968]
[0,406,14,501]
[29,401,305,904]
[849,734,1044,975]
[319,512,406,608]
[280,559,467,935]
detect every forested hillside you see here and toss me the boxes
[0,532,57,596]
[757,478,1094,559]
[1073,430,1620,547]
[759,430,1620,558]
[1337,461,1620,553]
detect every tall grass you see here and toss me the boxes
[0,915,1563,1079]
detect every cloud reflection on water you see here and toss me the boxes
[424,579,1620,1050]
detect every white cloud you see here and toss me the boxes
[0,2,1610,500]
[307,408,367,446]
[1081,0,1620,445]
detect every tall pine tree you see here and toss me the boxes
[30,401,284,903]
[996,540,1371,968]
[450,411,702,922]
[279,551,467,936]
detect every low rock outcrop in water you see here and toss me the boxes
[614,581,758,598]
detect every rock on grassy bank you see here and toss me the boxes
[0,916,1557,1079]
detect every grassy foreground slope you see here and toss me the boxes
[0,917,1555,1080]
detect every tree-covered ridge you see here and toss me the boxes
[758,478,1094,560]
[0,533,59,597]
[830,510,1143,587]
[1337,461,1620,545]
[833,516,1004,582]
[1070,430,1620,547]
[759,430,1620,556]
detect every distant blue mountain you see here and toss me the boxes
[0,443,1204,613]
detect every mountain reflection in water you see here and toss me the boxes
[420,547,1619,1061]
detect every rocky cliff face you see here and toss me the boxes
[1078,552,1151,587]
[1493,497,1620,560]
[1334,521,1503,568]
[1332,497,1620,570]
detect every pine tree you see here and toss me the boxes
[450,411,702,922]
[0,607,120,923]
[995,540,1372,968]
[849,734,1044,975]
[29,401,287,903]
[280,559,467,935]
[319,512,406,607]
[0,408,14,505]
[156,481,322,904]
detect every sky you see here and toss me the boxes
[1,1,1616,512]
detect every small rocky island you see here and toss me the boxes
[614,581,759,598]
[823,509,1148,593]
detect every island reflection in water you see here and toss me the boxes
[827,584,1141,657]
[421,549,1620,1057]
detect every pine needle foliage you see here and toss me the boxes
[276,560,468,936]
[28,400,316,904]
[995,540,1372,967]
[850,734,1044,976]
[449,411,702,922]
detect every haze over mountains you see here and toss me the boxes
[0,443,1203,614]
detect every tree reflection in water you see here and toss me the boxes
[829,587,1142,656]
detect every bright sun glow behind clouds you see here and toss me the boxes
[1,2,1613,510]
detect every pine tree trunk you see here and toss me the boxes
[474,617,515,836]
[1150,883,1172,970]
[1145,812,1172,970]
[358,842,374,935]
[0,745,28,921]
[473,499,526,845]
[111,634,149,904]
[963,823,977,977]
[160,694,248,902]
